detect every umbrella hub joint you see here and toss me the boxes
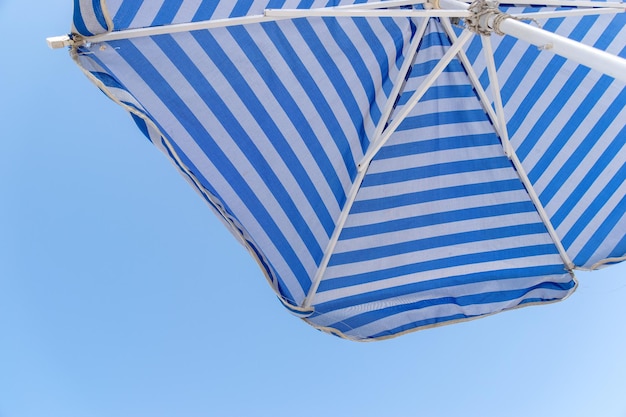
[465,0,510,36]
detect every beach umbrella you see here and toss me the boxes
[48,0,626,341]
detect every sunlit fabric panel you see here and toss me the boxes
[72,6,414,308]
[465,10,626,268]
[307,20,575,339]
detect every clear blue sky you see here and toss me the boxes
[1,2,625,417]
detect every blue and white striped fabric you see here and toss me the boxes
[68,0,625,340]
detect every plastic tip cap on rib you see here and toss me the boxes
[47,35,73,49]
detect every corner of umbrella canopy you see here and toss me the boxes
[71,0,114,38]
[588,256,626,270]
[47,0,114,49]
[303,281,580,343]
[277,297,315,319]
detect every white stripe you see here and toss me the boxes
[345,189,531,227]
[129,1,164,29]
[366,144,504,174]
[355,167,518,200]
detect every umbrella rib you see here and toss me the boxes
[480,35,512,156]
[481,33,574,271]
[303,31,473,309]
[358,28,475,171]
[512,8,625,20]
[439,18,502,137]
[301,18,430,309]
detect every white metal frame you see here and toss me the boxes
[436,0,626,83]
[48,0,626,84]
[47,0,626,280]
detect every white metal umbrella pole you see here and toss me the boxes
[46,0,441,49]
[434,0,626,84]
[497,0,624,8]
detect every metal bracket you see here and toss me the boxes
[465,0,509,35]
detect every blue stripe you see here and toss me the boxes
[90,71,125,90]
[319,244,560,291]
[229,1,253,17]
[268,0,287,8]
[113,39,313,292]
[329,223,550,266]
[375,133,497,160]
[409,57,465,78]
[192,2,220,21]
[420,26,451,49]
[363,157,511,186]
[112,2,142,30]
[398,84,476,105]
[152,0,184,26]
[340,201,537,240]
[352,179,523,213]
[396,109,490,131]
[130,113,150,141]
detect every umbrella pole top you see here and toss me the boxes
[429,0,536,36]
[434,0,626,83]
[464,0,519,36]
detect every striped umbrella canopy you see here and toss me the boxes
[49,0,626,341]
